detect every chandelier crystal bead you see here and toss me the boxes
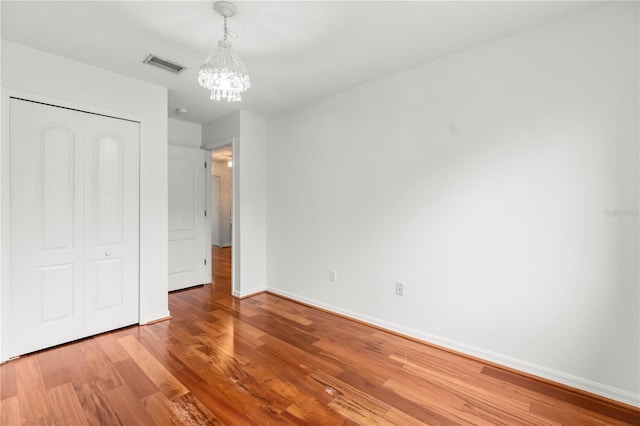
[198,4,250,102]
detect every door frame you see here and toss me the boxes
[0,88,144,361]
[202,137,237,295]
[210,175,221,247]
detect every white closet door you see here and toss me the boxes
[7,98,140,358]
[9,99,86,356]
[83,114,139,335]
[168,145,207,291]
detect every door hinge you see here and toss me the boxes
[204,259,207,265]
[205,162,207,169]
[204,210,207,217]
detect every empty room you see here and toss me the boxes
[0,1,638,424]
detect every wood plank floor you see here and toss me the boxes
[1,246,638,425]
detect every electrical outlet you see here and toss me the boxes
[329,270,337,282]
[395,282,404,296]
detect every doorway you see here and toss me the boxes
[210,146,232,248]
[203,137,237,296]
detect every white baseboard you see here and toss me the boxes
[267,287,640,408]
[140,310,171,325]
[234,286,266,299]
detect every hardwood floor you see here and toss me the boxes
[1,246,638,425]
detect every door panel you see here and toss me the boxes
[168,145,207,291]
[41,127,76,250]
[94,133,124,245]
[169,158,196,230]
[169,239,196,273]
[39,264,75,322]
[9,99,85,356]
[95,259,123,310]
[84,114,139,335]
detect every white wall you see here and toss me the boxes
[202,111,267,297]
[239,111,267,297]
[168,118,202,148]
[266,2,639,406]
[202,112,240,143]
[1,41,170,360]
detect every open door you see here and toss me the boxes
[168,145,208,291]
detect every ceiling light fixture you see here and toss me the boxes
[198,1,250,102]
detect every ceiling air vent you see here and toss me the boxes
[143,54,186,74]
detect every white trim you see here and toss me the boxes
[203,149,211,284]
[267,286,640,408]
[1,87,144,123]
[234,287,265,299]
[140,310,172,325]
[202,137,234,151]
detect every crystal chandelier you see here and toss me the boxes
[198,1,250,102]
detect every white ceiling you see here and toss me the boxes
[1,1,601,125]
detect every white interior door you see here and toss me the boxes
[211,176,220,246]
[7,98,140,358]
[168,145,207,291]
[9,99,85,355]
[83,114,140,335]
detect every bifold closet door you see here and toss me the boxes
[8,98,139,358]
[9,99,86,356]
[83,113,140,336]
